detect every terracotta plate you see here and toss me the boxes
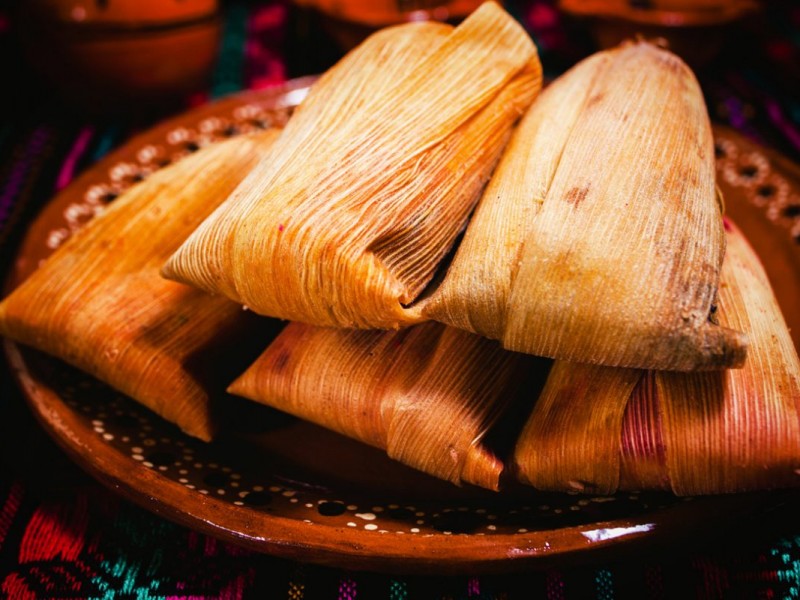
[4,79,800,574]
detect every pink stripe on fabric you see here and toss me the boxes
[56,127,94,191]
[338,576,357,600]
[766,99,800,153]
[0,482,24,550]
[0,127,52,227]
[546,570,566,600]
[468,576,481,596]
[18,496,89,563]
[245,4,287,90]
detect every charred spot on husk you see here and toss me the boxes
[565,186,590,208]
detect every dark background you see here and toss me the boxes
[0,1,798,597]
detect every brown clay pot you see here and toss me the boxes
[292,0,493,50]
[17,0,221,114]
[558,0,760,68]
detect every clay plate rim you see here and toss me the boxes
[2,78,799,574]
[2,341,778,573]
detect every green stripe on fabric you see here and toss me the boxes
[595,569,614,600]
[772,537,800,598]
[211,2,249,98]
[92,124,122,162]
[388,578,408,600]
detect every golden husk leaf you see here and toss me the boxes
[228,321,530,490]
[653,221,800,494]
[514,221,800,495]
[0,132,281,441]
[163,2,542,329]
[512,361,641,495]
[422,40,746,371]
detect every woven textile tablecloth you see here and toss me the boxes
[1,1,800,598]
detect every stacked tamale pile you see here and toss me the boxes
[1,2,798,496]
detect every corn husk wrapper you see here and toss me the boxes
[228,321,537,490]
[422,41,746,371]
[0,133,281,441]
[514,221,800,495]
[163,2,542,329]
[228,222,797,493]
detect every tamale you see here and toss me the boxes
[229,218,798,494]
[0,132,281,441]
[514,220,800,495]
[228,321,541,490]
[422,40,746,371]
[163,2,542,329]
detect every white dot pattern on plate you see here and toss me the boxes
[34,358,687,537]
[35,94,775,539]
[48,103,295,253]
[715,136,800,242]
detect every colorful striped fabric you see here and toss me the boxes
[1,1,799,598]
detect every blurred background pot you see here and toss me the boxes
[558,0,760,68]
[17,0,221,115]
[291,0,493,50]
